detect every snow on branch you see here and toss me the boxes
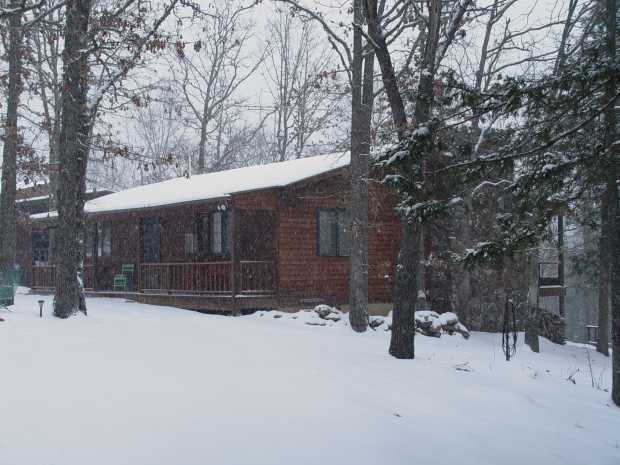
[0,0,45,19]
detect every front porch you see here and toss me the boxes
[30,201,280,312]
[31,260,278,312]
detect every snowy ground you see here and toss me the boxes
[1,292,618,465]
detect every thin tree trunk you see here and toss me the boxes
[610,177,619,406]
[349,0,374,332]
[597,188,611,355]
[53,0,94,318]
[525,249,540,352]
[363,0,441,356]
[389,220,419,358]
[0,2,23,276]
[198,101,209,173]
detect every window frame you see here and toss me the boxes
[210,210,231,257]
[97,221,112,257]
[32,229,51,264]
[142,216,161,263]
[317,208,351,257]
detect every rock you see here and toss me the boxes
[369,317,385,329]
[305,321,327,327]
[323,313,341,322]
[273,314,282,319]
[415,310,439,329]
[413,310,470,339]
[454,322,471,340]
[438,312,458,326]
[314,304,334,319]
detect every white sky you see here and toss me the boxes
[1,0,580,191]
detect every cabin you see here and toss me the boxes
[29,153,401,313]
[15,185,112,286]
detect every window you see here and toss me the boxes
[84,224,95,258]
[184,232,197,255]
[97,222,112,257]
[318,209,351,257]
[32,230,50,264]
[143,217,160,263]
[211,210,231,255]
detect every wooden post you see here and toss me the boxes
[557,214,565,318]
[92,222,99,291]
[230,204,241,315]
[137,218,142,293]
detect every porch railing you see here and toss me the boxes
[240,261,275,294]
[32,264,95,290]
[139,261,275,295]
[32,261,276,296]
[140,262,232,294]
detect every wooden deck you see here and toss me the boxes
[30,261,278,313]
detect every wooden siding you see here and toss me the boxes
[277,172,400,305]
[28,170,401,311]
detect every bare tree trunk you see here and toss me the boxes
[349,0,374,332]
[363,0,441,356]
[0,2,23,276]
[602,0,619,407]
[198,103,209,173]
[389,220,419,357]
[597,187,611,355]
[610,177,619,406]
[525,249,540,353]
[53,0,93,318]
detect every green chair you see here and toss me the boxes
[121,264,135,291]
[113,264,135,292]
[113,274,128,292]
[0,271,18,310]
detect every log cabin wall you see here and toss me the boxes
[276,171,400,306]
[28,171,401,309]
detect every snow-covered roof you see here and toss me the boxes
[85,152,350,214]
[30,211,58,221]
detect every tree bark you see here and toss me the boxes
[524,249,540,353]
[349,0,375,332]
[609,174,619,406]
[389,220,419,358]
[363,0,441,355]
[602,0,619,407]
[597,187,611,355]
[0,1,23,276]
[53,0,94,318]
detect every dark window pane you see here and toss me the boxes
[103,223,112,256]
[32,230,50,263]
[211,211,223,254]
[318,209,336,256]
[85,224,94,258]
[184,233,197,255]
[337,210,351,256]
[143,217,160,263]
[318,209,351,257]
[211,210,231,256]
[223,211,232,255]
[97,222,112,257]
